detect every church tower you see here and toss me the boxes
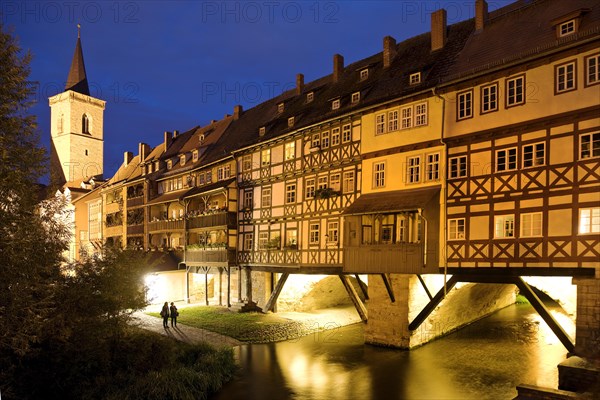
[49,25,105,187]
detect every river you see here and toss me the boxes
[213,303,574,399]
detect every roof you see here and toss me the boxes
[183,177,236,199]
[343,186,441,215]
[146,189,188,206]
[65,35,90,95]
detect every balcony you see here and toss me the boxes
[126,196,144,207]
[344,243,430,274]
[105,225,123,238]
[148,219,184,232]
[184,248,236,266]
[127,224,144,235]
[188,211,236,229]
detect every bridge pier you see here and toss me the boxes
[573,276,600,360]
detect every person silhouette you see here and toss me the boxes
[170,302,179,327]
[160,302,170,328]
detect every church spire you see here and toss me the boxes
[65,24,90,95]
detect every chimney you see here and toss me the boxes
[173,130,179,138]
[383,36,397,68]
[234,104,243,120]
[431,9,447,52]
[124,151,133,166]
[164,131,172,148]
[139,142,150,161]
[333,54,344,83]
[296,73,304,95]
[475,0,488,31]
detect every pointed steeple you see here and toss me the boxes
[65,24,90,95]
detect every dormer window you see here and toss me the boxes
[154,161,160,171]
[259,126,266,136]
[193,150,199,162]
[180,154,186,166]
[199,134,205,143]
[360,68,369,81]
[167,160,172,170]
[351,92,360,104]
[409,72,421,85]
[332,99,340,110]
[288,117,295,128]
[307,92,314,103]
[277,102,284,113]
[559,19,576,37]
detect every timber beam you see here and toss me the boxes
[381,274,396,303]
[417,274,433,300]
[408,275,459,331]
[355,274,369,300]
[264,273,289,313]
[339,275,368,323]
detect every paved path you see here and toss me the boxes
[131,311,242,348]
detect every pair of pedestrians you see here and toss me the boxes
[160,301,179,328]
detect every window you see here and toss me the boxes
[155,161,160,171]
[284,141,295,160]
[85,149,88,156]
[579,208,600,234]
[580,132,600,159]
[285,229,298,248]
[193,150,199,162]
[82,114,90,134]
[206,170,212,183]
[217,167,224,181]
[305,178,315,199]
[457,90,473,120]
[331,128,340,146]
[401,106,412,129]
[317,176,328,190]
[388,110,398,132]
[57,114,63,133]
[351,92,360,104]
[218,166,231,181]
[327,221,339,244]
[506,75,525,107]
[258,232,269,249]
[397,218,406,242]
[243,190,253,209]
[332,99,340,110]
[521,213,542,237]
[481,83,498,113]
[244,233,253,251]
[381,225,393,244]
[556,61,576,93]
[259,127,266,136]
[425,153,440,181]
[242,155,252,171]
[374,162,386,188]
[321,131,330,148]
[312,133,320,148]
[558,19,575,37]
[449,156,467,178]
[496,148,517,172]
[307,92,314,103]
[309,222,320,244]
[376,113,386,135]
[409,72,421,85]
[494,215,515,238]
[288,117,295,127]
[278,102,284,113]
[262,187,272,208]
[407,156,421,183]
[167,160,172,170]
[330,173,341,191]
[523,143,545,168]
[585,54,600,86]
[285,183,296,204]
[180,155,186,166]
[448,218,465,240]
[198,173,205,185]
[415,103,427,126]
[261,149,271,166]
[360,68,369,80]
[342,124,352,143]
[342,171,355,193]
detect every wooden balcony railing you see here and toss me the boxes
[343,243,425,274]
[105,225,123,238]
[148,219,184,232]
[126,196,144,207]
[185,248,236,264]
[127,224,144,235]
[188,212,236,229]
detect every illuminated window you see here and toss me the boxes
[277,103,284,113]
[259,126,266,136]
[449,156,468,179]
[305,178,315,199]
[494,215,515,238]
[580,132,600,159]
[506,75,525,107]
[579,208,600,234]
[523,143,545,168]
[180,154,186,166]
[496,148,517,172]
[321,131,330,148]
[448,218,465,240]
[167,160,172,170]
[457,90,473,120]
[556,61,576,93]
[192,150,198,162]
[312,133,320,148]
[481,83,498,113]
[327,221,339,244]
[309,222,320,244]
[317,175,328,190]
[261,149,271,166]
[342,171,355,193]
[242,155,252,171]
[307,92,314,103]
[331,128,340,146]
[342,124,351,143]
[284,141,295,160]
[285,182,296,204]
[243,233,253,251]
[261,187,271,208]
[258,232,269,249]
[330,173,340,191]
[521,213,542,237]
[288,117,295,127]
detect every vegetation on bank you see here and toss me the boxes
[148,306,307,343]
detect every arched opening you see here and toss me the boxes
[57,113,63,133]
[82,114,90,134]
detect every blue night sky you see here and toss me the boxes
[3,1,507,180]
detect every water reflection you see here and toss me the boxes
[214,304,572,400]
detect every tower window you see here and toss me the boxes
[85,149,88,156]
[57,114,63,133]
[82,114,90,134]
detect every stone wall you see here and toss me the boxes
[573,276,600,359]
[365,274,516,348]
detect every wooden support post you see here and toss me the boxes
[237,267,242,302]
[381,273,396,303]
[218,267,223,306]
[514,277,574,353]
[264,272,289,313]
[355,274,369,300]
[417,274,433,301]
[408,275,458,331]
[339,274,368,323]
[226,267,231,308]
[245,266,253,302]
[204,267,209,306]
